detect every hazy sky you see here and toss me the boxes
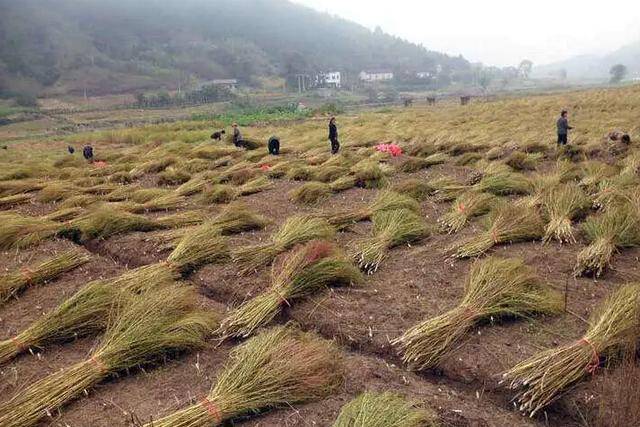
[294,0,640,67]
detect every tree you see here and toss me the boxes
[477,70,493,93]
[518,60,533,79]
[609,64,628,84]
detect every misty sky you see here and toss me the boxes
[294,0,640,67]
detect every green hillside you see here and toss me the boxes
[0,0,471,97]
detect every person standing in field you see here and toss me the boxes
[556,110,573,146]
[82,143,94,163]
[328,117,339,154]
[232,123,243,148]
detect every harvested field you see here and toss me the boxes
[1,85,639,426]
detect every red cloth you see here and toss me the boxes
[375,143,403,157]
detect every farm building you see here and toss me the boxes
[359,70,394,82]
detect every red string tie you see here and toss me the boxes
[89,356,108,373]
[20,267,34,284]
[10,336,25,351]
[578,337,600,375]
[200,397,222,423]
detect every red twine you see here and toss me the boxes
[491,229,499,244]
[88,356,108,373]
[578,338,600,375]
[200,397,222,423]
[10,336,25,351]
[457,203,466,214]
[259,164,271,171]
[20,267,34,284]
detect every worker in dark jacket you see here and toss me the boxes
[556,110,573,146]
[82,143,94,162]
[232,123,243,148]
[328,117,339,154]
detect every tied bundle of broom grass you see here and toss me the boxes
[428,177,468,202]
[0,283,216,427]
[473,171,534,196]
[392,257,562,370]
[42,207,85,222]
[0,213,60,250]
[399,153,448,173]
[0,193,32,210]
[289,182,331,205]
[0,249,91,304]
[449,204,545,259]
[166,223,229,274]
[325,190,419,230]
[333,391,437,427]
[202,177,273,205]
[124,193,186,213]
[0,263,177,365]
[155,204,268,248]
[438,192,497,234]
[232,215,335,275]
[541,183,590,243]
[502,282,640,417]
[391,179,435,201]
[145,326,343,427]
[351,209,430,274]
[219,241,362,339]
[574,203,640,277]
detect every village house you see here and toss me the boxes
[315,71,342,88]
[359,70,394,82]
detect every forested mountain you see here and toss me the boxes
[0,0,471,97]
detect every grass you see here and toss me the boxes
[232,215,335,274]
[0,283,216,427]
[146,326,343,427]
[503,282,640,416]
[0,249,91,304]
[574,203,640,277]
[449,204,545,258]
[541,183,590,243]
[351,209,430,274]
[219,241,362,338]
[438,192,496,234]
[289,182,331,204]
[393,257,562,370]
[333,391,437,427]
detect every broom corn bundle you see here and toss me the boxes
[146,326,343,427]
[125,193,186,213]
[42,206,85,222]
[438,192,497,234]
[542,183,590,243]
[574,203,640,277]
[473,171,534,196]
[220,241,362,339]
[0,248,91,304]
[0,283,216,427]
[0,213,60,250]
[0,263,177,365]
[450,204,545,258]
[352,209,430,274]
[333,391,436,427]
[167,224,229,274]
[503,282,640,416]
[289,182,331,204]
[393,257,562,370]
[232,215,335,274]
[325,191,419,230]
[0,193,32,209]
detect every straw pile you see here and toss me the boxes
[220,241,362,339]
[0,248,91,304]
[232,215,335,274]
[503,282,640,416]
[289,182,331,204]
[0,283,216,427]
[450,204,545,258]
[0,193,32,210]
[145,326,343,427]
[351,209,430,274]
[333,391,436,427]
[438,192,496,234]
[393,257,562,370]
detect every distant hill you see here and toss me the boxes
[533,40,640,81]
[0,0,471,97]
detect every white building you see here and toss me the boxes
[324,71,341,88]
[359,70,394,82]
[416,71,433,79]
